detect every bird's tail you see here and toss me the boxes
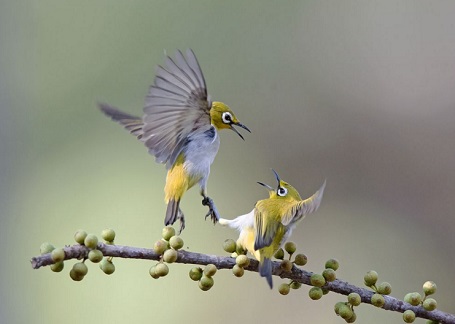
[98,103,144,139]
[165,199,181,226]
[259,257,273,289]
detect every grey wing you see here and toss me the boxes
[99,103,144,139]
[142,49,211,168]
[282,180,326,227]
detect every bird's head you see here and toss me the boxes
[257,169,302,201]
[210,102,251,140]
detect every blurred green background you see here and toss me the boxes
[2,1,455,323]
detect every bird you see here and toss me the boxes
[99,49,250,233]
[219,169,326,288]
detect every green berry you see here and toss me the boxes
[101,228,115,243]
[72,262,88,276]
[322,288,330,295]
[232,264,244,277]
[364,270,378,286]
[153,240,168,255]
[222,239,237,253]
[294,253,307,266]
[51,248,65,263]
[284,242,296,255]
[310,274,326,287]
[323,268,337,282]
[377,282,392,295]
[423,281,437,296]
[162,226,175,241]
[278,283,290,295]
[348,293,361,306]
[403,310,416,323]
[189,267,203,281]
[74,230,87,244]
[404,292,422,306]
[338,304,354,320]
[274,248,284,260]
[99,258,115,275]
[40,242,55,254]
[290,281,302,289]
[84,234,98,249]
[334,302,347,315]
[203,264,217,277]
[155,263,169,277]
[236,243,246,255]
[280,259,293,272]
[69,268,84,281]
[163,249,178,263]
[325,258,339,271]
[345,312,357,323]
[422,298,437,311]
[88,249,104,263]
[309,287,323,300]
[149,265,159,279]
[50,261,64,272]
[235,255,250,268]
[169,236,184,250]
[371,293,385,308]
[199,275,214,291]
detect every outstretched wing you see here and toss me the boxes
[142,49,211,168]
[254,204,284,251]
[281,180,326,227]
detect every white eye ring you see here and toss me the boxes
[222,112,232,124]
[277,187,287,197]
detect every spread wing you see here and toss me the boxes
[254,203,284,251]
[142,49,211,168]
[281,180,326,227]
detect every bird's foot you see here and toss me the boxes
[177,209,185,234]
[202,196,220,224]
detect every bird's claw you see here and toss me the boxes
[177,209,185,234]
[202,196,220,224]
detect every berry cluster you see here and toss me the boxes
[150,226,184,279]
[402,281,438,323]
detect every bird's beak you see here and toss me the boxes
[257,181,274,191]
[231,122,251,140]
[271,169,281,189]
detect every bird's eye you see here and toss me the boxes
[277,187,288,197]
[222,112,233,124]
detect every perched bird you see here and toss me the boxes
[99,49,250,233]
[219,170,326,288]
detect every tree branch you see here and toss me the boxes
[31,243,455,324]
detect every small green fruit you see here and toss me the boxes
[203,264,217,277]
[309,287,323,300]
[377,282,392,295]
[290,281,302,289]
[364,270,378,286]
[88,249,104,263]
[236,243,246,255]
[280,260,293,272]
[101,228,115,243]
[72,262,88,276]
[40,242,55,255]
[338,304,354,320]
[371,293,385,308]
[345,312,357,323]
[162,226,175,241]
[99,258,115,275]
[404,292,422,306]
[334,301,347,315]
[69,268,84,281]
[423,281,437,296]
[278,283,290,295]
[163,249,178,263]
[84,234,98,249]
[149,265,159,279]
[323,268,337,282]
[325,258,339,271]
[155,263,169,277]
[74,230,87,244]
[294,253,307,266]
[232,264,244,277]
[422,298,437,311]
[189,267,203,281]
[284,242,296,255]
[310,274,326,287]
[222,239,237,253]
[274,248,284,260]
[199,275,214,291]
[403,310,416,323]
[169,236,184,250]
[348,293,361,306]
[50,261,64,272]
[235,255,250,268]
[51,248,65,263]
[153,240,168,255]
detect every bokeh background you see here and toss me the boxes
[2,1,455,323]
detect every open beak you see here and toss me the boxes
[257,181,274,192]
[271,169,281,190]
[231,122,251,140]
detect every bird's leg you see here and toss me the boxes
[201,195,220,224]
[176,208,185,234]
